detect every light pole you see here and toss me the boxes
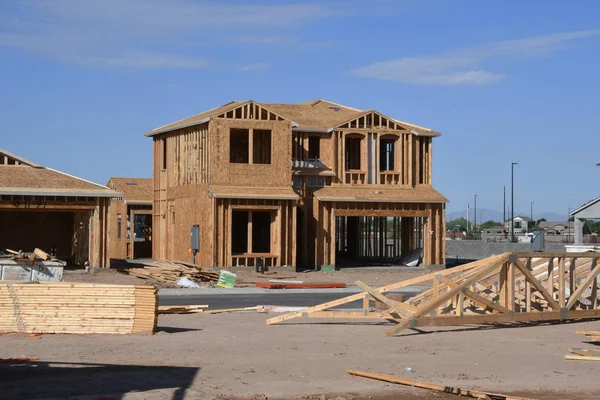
[511,162,519,242]
[474,194,478,233]
[530,201,534,231]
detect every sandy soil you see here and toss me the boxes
[63,267,432,288]
[2,312,600,399]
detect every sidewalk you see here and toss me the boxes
[159,285,431,297]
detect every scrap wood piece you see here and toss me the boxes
[33,248,52,261]
[256,282,345,289]
[158,305,209,314]
[347,370,536,400]
[0,357,39,364]
[206,306,265,314]
[576,331,600,341]
[569,348,600,357]
[565,355,600,361]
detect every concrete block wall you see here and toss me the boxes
[446,240,567,262]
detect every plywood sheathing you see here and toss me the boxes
[107,178,153,203]
[313,185,448,203]
[209,119,292,187]
[0,166,117,196]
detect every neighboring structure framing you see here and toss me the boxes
[106,178,153,260]
[0,148,120,268]
[267,252,600,335]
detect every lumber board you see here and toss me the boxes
[347,370,534,400]
[0,282,157,334]
[565,355,600,361]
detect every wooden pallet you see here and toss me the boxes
[267,252,600,336]
[0,282,157,334]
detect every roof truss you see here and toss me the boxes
[215,101,296,125]
[336,110,408,131]
[267,252,600,336]
[0,148,40,167]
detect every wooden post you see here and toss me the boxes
[129,208,135,259]
[248,210,253,254]
[559,257,566,307]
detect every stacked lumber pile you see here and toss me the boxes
[0,282,157,334]
[125,260,219,285]
[578,330,600,342]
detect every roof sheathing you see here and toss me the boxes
[107,177,153,202]
[145,99,440,137]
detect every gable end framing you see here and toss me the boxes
[336,110,407,131]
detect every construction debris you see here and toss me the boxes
[158,305,208,314]
[125,260,219,285]
[206,306,265,314]
[256,282,346,289]
[577,330,600,342]
[0,282,157,334]
[347,370,535,400]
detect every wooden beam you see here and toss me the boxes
[386,254,508,336]
[512,259,560,311]
[439,276,511,314]
[356,281,417,317]
[566,258,600,310]
[347,370,535,400]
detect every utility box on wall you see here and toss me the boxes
[191,225,200,252]
[532,230,544,252]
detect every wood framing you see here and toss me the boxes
[267,252,600,335]
[0,148,120,268]
[106,178,153,261]
[146,100,446,267]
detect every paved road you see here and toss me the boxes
[159,288,426,309]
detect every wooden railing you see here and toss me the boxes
[231,254,279,268]
[379,172,402,185]
[344,170,366,184]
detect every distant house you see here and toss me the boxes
[481,225,507,242]
[505,216,532,234]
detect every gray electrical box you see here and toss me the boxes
[532,230,544,252]
[191,225,200,252]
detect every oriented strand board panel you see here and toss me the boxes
[209,119,292,187]
[0,282,157,334]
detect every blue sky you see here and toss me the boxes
[1,0,599,220]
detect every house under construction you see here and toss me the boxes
[145,100,448,268]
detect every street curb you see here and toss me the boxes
[158,285,431,297]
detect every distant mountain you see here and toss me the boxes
[447,209,569,223]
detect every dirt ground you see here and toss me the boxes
[2,312,600,399]
[63,266,432,288]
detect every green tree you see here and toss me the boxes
[480,220,502,230]
[447,217,467,232]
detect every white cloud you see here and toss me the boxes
[351,29,600,86]
[239,63,271,72]
[0,0,363,69]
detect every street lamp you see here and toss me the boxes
[530,201,534,230]
[474,194,478,233]
[511,162,519,242]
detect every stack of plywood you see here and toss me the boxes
[126,260,219,285]
[0,282,157,334]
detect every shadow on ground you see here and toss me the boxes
[0,360,199,400]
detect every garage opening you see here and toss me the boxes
[0,210,90,266]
